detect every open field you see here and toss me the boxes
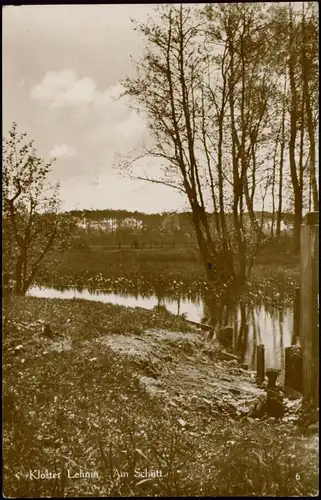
[3,296,318,498]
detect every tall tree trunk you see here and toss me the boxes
[271,148,276,237]
[15,254,24,295]
[298,91,305,215]
[227,30,247,286]
[288,14,301,253]
[301,6,319,211]
[276,76,287,237]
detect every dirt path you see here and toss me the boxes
[97,328,266,416]
[96,327,318,457]
[33,321,319,460]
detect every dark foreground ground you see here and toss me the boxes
[3,296,318,498]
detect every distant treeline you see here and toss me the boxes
[65,209,295,249]
[65,208,296,223]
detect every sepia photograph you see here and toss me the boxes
[2,2,319,497]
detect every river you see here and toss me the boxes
[27,285,295,376]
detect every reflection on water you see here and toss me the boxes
[28,285,294,376]
[237,305,292,373]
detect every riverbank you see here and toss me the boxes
[3,296,318,497]
[37,244,300,307]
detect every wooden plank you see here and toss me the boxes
[186,319,214,331]
[217,350,240,362]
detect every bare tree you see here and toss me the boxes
[300,2,319,212]
[2,122,74,295]
[121,5,234,284]
[121,4,276,287]
[120,3,318,285]
[276,75,288,237]
[201,3,274,282]
[269,2,319,251]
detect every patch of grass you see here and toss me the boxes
[40,246,204,285]
[4,296,316,497]
[41,237,299,285]
[3,295,193,342]
[152,304,170,314]
[35,243,300,309]
[255,235,300,266]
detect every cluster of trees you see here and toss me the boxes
[2,123,74,295]
[70,210,196,248]
[121,3,318,285]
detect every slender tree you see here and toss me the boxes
[2,123,74,295]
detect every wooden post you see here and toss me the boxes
[292,287,300,345]
[217,326,233,349]
[266,368,280,390]
[284,345,302,393]
[256,344,265,382]
[266,389,284,418]
[300,212,319,405]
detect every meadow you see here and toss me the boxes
[36,236,300,308]
[3,295,318,498]
[4,234,313,498]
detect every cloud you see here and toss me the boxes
[49,144,77,158]
[113,110,147,142]
[31,70,97,107]
[17,78,26,88]
[31,71,147,178]
[30,70,125,109]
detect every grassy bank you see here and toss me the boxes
[37,238,300,306]
[3,296,317,497]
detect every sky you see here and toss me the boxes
[3,4,188,214]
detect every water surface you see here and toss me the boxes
[28,285,294,376]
